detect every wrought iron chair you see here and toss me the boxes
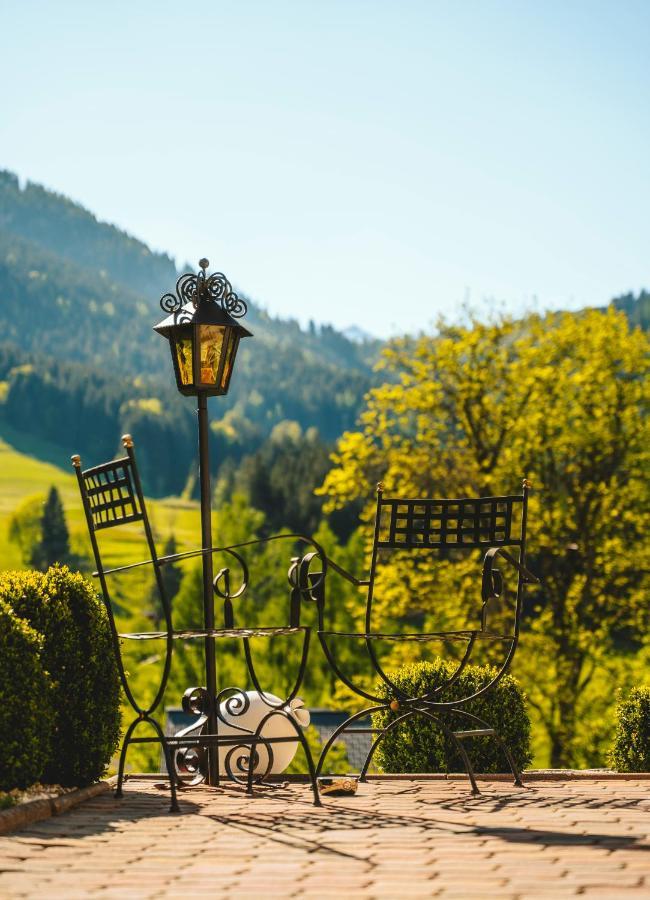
[315,480,539,794]
[72,434,325,810]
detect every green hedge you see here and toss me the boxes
[372,659,531,774]
[0,567,121,786]
[0,599,54,791]
[610,686,650,773]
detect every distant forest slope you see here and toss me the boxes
[612,289,650,331]
[0,168,646,501]
[0,170,381,497]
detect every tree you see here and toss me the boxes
[8,494,45,566]
[147,534,183,627]
[320,308,650,766]
[33,486,70,571]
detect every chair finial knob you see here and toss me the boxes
[122,434,134,448]
[523,478,532,489]
[377,482,384,493]
[71,454,81,468]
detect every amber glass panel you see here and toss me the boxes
[199,325,226,385]
[175,337,194,386]
[221,334,239,389]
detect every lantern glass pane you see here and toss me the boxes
[175,337,194,386]
[199,325,226,385]
[221,334,239,389]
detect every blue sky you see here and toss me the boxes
[1,1,648,336]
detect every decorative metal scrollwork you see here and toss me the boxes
[224,739,274,785]
[159,260,248,319]
[215,686,250,726]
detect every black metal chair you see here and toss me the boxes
[315,480,539,793]
[72,434,325,810]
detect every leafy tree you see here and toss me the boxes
[320,308,650,766]
[8,494,44,566]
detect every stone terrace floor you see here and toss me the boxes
[0,777,648,898]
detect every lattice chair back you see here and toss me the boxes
[367,481,531,634]
[72,434,173,716]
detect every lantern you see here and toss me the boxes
[154,258,252,397]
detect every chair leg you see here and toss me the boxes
[445,707,525,788]
[150,722,180,812]
[115,717,140,799]
[416,707,481,796]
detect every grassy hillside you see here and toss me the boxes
[0,421,202,573]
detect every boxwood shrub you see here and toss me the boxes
[0,567,121,786]
[0,599,54,791]
[610,686,650,773]
[372,658,531,774]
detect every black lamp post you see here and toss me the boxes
[154,259,252,785]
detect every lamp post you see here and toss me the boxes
[154,259,252,785]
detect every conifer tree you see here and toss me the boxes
[34,486,70,571]
[148,535,183,626]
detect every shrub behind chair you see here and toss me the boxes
[372,659,531,774]
[610,686,650,773]
[0,567,121,786]
[0,599,54,791]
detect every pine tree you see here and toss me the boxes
[34,486,70,571]
[148,534,183,626]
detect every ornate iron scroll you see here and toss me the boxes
[159,259,248,319]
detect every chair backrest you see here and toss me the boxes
[72,434,167,622]
[366,481,530,628]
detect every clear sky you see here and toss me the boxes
[1,1,648,337]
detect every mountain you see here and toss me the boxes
[0,169,381,496]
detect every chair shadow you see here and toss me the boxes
[11,787,203,840]
[206,782,648,861]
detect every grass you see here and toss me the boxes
[0,420,203,573]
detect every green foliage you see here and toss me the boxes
[146,534,182,627]
[322,308,650,767]
[217,421,360,539]
[372,660,531,774]
[610,687,650,773]
[0,598,54,791]
[8,492,44,566]
[0,567,121,786]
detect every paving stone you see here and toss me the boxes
[0,778,649,897]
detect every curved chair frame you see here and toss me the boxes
[316,480,539,791]
[73,435,326,810]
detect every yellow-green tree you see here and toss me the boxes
[320,307,650,766]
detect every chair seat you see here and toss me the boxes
[118,626,307,641]
[318,629,511,643]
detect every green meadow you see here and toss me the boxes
[0,421,202,574]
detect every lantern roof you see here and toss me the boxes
[153,259,253,339]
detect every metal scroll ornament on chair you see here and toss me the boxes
[315,480,540,794]
[72,435,325,811]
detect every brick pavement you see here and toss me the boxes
[0,778,648,898]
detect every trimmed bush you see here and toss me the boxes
[610,686,650,773]
[372,659,531,774]
[0,599,54,790]
[0,567,121,786]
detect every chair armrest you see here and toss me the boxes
[481,547,540,604]
[325,556,370,587]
